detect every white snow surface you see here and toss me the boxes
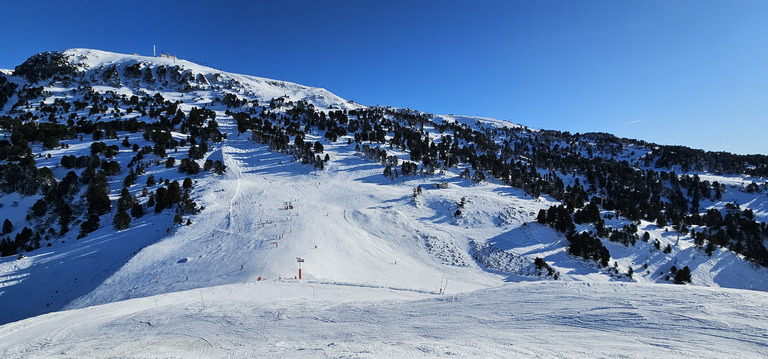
[436,113,525,130]
[1,48,767,357]
[2,280,767,358]
[62,48,360,111]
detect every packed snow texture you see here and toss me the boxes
[2,281,768,358]
[0,49,767,356]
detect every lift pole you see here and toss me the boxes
[296,257,304,280]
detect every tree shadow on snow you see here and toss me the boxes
[0,214,172,324]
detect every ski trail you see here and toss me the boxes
[220,143,247,234]
[227,179,241,233]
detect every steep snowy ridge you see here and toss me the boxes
[61,48,359,111]
[436,113,527,130]
[0,49,767,357]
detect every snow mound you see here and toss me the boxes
[423,233,472,266]
[471,239,552,278]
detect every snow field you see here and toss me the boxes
[3,280,768,358]
[67,126,514,309]
[1,49,768,358]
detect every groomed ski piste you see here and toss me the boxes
[1,49,767,357]
[2,280,768,358]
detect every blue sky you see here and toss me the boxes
[3,0,767,155]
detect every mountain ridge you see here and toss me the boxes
[7,48,360,112]
[0,48,767,340]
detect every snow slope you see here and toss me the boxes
[62,48,360,111]
[2,280,768,358]
[0,49,767,356]
[64,126,523,309]
[2,48,767,319]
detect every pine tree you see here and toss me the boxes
[117,187,133,212]
[123,171,135,187]
[154,187,168,213]
[2,219,12,234]
[472,170,486,183]
[113,210,131,230]
[57,201,72,235]
[536,209,547,224]
[179,158,200,174]
[86,171,111,216]
[166,181,181,205]
[14,227,33,247]
[0,237,17,257]
[212,160,226,174]
[131,202,145,218]
[674,266,692,284]
[79,214,100,237]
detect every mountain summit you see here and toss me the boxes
[10,48,357,110]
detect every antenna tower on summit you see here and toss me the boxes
[153,45,156,57]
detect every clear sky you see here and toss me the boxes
[2,0,767,155]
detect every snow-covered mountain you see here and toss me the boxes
[1,49,767,357]
[13,48,358,110]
